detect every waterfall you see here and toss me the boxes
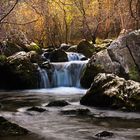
[66,52,86,61]
[38,60,88,88]
[51,61,87,87]
[38,67,50,88]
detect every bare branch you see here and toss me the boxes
[0,0,19,23]
[1,19,39,25]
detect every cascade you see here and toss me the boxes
[51,61,87,87]
[38,67,50,88]
[66,52,86,61]
[38,52,88,88]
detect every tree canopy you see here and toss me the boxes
[0,0,139,47]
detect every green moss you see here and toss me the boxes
[0,55,7,61]
[96,38,104,45]
[129,66,140,81]
[28,42,41,53]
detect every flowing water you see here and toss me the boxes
[39,53,88,88]
[0,88,140,140]
[66,52,86,61]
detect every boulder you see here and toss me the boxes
[46,100,70,107]
[0,51,39,89]
[107,30,140,81]
[0,116,29,136]
[77,40,95,58]
[80,50,126,88]
[95,131,114,138]
[49,49,68,62]
[0,41,23,57]
[81,30,140,88]
[61,105,90,115]
[80,73,140,111]
[27,106,46,112]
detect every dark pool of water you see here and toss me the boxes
[0,87,140,140]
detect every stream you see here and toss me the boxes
[0,87,140,140]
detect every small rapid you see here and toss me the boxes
[66,52,86,61]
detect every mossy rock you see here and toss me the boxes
[0,55,7,65]
[128,66,140,81]
[77,40,95,58]
[27,42,42,53]
[0,41,23,57]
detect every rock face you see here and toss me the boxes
[77,40,95,58]
[0,51,39,89]
[81,30,140,88]
[80,73,140,111]
[107,30,140,81]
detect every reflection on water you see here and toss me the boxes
[0,87,140,140]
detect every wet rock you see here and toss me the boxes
[77,40,95,58]
[61,105,90,115]
[80,73,140,111]
[60,43,71,51]
[49,49,68,62]
[27,106,46,112]
[0,116,29,136]
[47,100,70,107]
[42,52,51,60]
[95,131,114,137]
[41,61,51,69]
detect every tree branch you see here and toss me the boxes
[0,0,19,23]
[1,19,39,25]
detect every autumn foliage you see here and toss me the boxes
[0,0,139,47]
